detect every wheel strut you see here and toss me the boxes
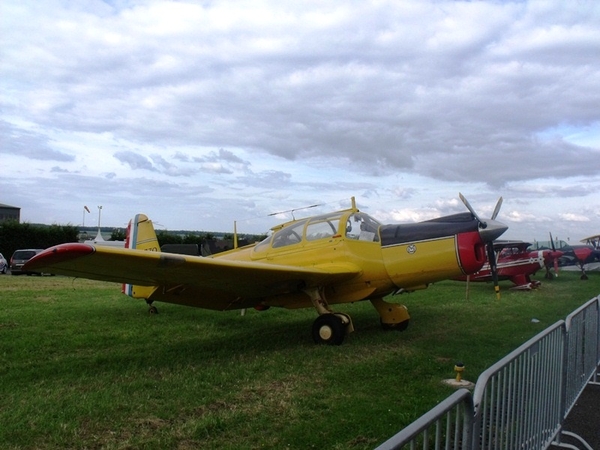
[304,287,354,345]
[370,297,410,331]
[146,299,158,314]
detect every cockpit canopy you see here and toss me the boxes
[254,211,381,252]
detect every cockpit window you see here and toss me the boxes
[306,216,340,241]
[271,219,308,248]
[254,234,272,252]
[345,212,380,242]
[254,211,380,253]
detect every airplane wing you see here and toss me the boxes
[581,234,600,243]
[24,243,361,309]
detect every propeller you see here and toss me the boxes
[487,241,500,300]
[459,193,504,299]
[545,232,562,279]
[491,197,503,221]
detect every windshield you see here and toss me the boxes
[271,219,308,248]
[305,213,342,241]
[345,212,380,242]
[529,240,569,250]
[13,250,38,260]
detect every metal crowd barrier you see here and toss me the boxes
[472,321,565,450]
[375,296,600,450]
[563,298,600,415]
[375,388,474,450]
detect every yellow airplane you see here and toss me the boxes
[24,195,507,345]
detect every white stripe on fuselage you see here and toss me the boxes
[481,250,544,272]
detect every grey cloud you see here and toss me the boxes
[172,151,190,162]
[6,2,599,190]
[237,170,292,188]
[187,148,251,175]
[50,166,73,173]
[113,151,197,176]
[506,181,600,199]
[150,154,174,171]
[200,163,233,175]
[2,0,600,240]
[415,137,599,188]
[114,150,156,171]
[193,148,250,166]
[217,148,247,165]
[0,121,75,162]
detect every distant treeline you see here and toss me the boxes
[0,221,79,258]
[0,221,267,258]
[155,230,266,255]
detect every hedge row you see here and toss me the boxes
[0,220,267,260]
[0,221,79,259]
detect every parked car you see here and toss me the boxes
[10,249,44,275]
[0,253,7,274]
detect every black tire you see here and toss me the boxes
[148,305,159,314]
[312,314,345,345]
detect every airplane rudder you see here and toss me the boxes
[126,213,159,252]
[123,213,159,299]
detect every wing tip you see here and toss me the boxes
[24,243,95,271]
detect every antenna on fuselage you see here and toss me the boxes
[233,220,238,249]
[268,203,323,220]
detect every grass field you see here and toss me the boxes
[1,271,599,449]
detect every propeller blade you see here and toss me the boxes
[544,263,552,280]
[491,197,503,220]
[487,241,500,299]
[549,232,559,276]
[459,192,486,228]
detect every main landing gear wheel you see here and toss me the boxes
[148,305,158,314]
[312,314,346,345]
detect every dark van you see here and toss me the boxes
[10,249,44,275]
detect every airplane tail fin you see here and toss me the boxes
[125,213,159,252]
[122,214,159,299]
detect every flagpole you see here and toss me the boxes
[83,206,91,227]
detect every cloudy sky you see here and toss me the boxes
[1,0,599,243]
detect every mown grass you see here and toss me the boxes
[1,271,599,449]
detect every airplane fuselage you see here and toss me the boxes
[214,210,490,309]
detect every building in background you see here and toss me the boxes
[0,203,20,223]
